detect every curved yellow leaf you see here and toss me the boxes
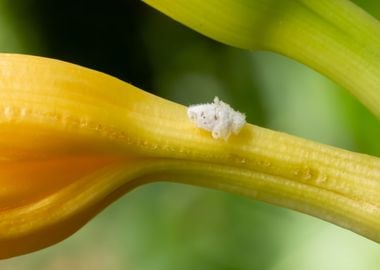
[0,54,379,259]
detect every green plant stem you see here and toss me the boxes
[143,0,380,119]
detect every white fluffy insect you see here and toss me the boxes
[187,97,246,140]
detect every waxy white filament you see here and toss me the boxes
[187,97,246,140]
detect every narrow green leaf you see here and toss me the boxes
[143,0,380,119]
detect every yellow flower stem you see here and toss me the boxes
[143,0,380,119]
[0,54,379,259]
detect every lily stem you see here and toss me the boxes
[144,122,380,243]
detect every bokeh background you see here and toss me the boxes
[1,0,380,269]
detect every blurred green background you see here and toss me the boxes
[0,0,380,269]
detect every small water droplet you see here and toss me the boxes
[257,160,271,168]
[19,107,28,117]
[3,106,13,118]
[79,118,89,128]
[316,174,328,185]
[293,167,313,180]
